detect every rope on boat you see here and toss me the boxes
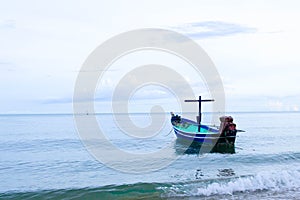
[235,146,256,151]
[164,128,174,136]
[235,146,243,150]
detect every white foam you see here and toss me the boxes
[196,170,300,196]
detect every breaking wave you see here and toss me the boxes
[1,170,299,199]
[196,170,300,196]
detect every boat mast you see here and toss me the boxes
[184,96,214,132]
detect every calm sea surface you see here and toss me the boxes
[0,112,300,199]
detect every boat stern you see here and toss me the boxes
[218,116,237,145]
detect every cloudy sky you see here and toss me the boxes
[1,0,300,113]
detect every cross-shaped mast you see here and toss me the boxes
[184,96,214,132]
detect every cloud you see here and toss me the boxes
[173,21,256,39]
[0,60,17,72]
[0,20,16,30]
[41,97,72,104]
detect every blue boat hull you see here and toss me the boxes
[171,117,237,145]
[173,126,220,144]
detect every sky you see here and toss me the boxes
[1,0,300,113]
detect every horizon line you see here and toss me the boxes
[1,110,300,116]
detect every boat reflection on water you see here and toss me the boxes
[174,139,235,155]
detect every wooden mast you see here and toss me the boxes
[184,96,214,132]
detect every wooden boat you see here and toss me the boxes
[171,96,238,147]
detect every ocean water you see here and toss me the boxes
[0,112,300,199]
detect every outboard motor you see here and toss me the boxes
[218,116,237,145]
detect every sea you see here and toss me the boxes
[0,112,300,199]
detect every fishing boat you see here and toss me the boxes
[171,96,239,148]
